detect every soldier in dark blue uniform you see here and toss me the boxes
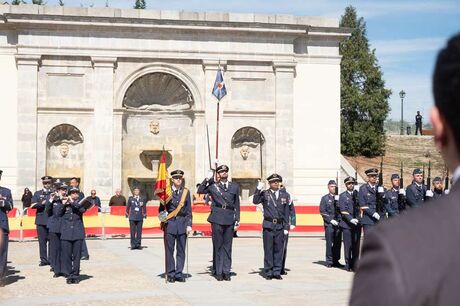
[126,186,147,250]
[339,177,361,272]
[0,170,13,287]
[280,184,296,276]
[384,174,404,217]
[358,168,385,234]
[31,175,53,266]
[253,174,290,280]
[197,165,240,281]
[46,182,67,277]
[430,177,444,199]
[319,180,343,268]
[60,187,89,284]
[69,177,89,260]
[406,168,428,208]
[159,170,192,283]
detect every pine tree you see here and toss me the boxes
[59,0,64,6]
[340,6,391,157]
[32,0,44,4]
[11,0,25,4]
[134,0,146,9]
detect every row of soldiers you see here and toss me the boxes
[320,167,449,272]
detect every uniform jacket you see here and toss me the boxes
[385,188,400,217]
[358,184,382,225]
[319,193,339,226]
[60,200,87,241]
[198,178,240,226]
[46,197,64,233]
[126,195,147,221]
[253,188,290,231]
[406,182,427,208]
[159,188,192,235]
[0,186,13,233]
[32,189,52,226]
[339,190,359,229]
[350,186,460,306]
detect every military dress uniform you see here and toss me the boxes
[253,174,290,279]
[281,197,296,275]
[0,170,13,284]
[358,168,384,234]
[31,176,53,266]
[338,177,361,271]
[75,190,90,260]
[159,170,192,282]
[126,193,147,249]
[197,165,240,281]
[60,187,88,284]
[319,181,342,267]
[384,188,400,217]
[46,187,66,277]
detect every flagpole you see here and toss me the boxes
[215,61,221,173]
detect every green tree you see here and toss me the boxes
[59,0,64,6]
[340,6,391,157]
[11,0,26,4]
[134,0,146,9]
[32,0,44,4]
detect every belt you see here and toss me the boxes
[214,203,235,210]
[264,217,284,224]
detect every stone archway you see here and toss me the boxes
[46,124,84,186]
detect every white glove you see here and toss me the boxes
[334,195,339,201]
[283,230,289,235]
[445,189,450,195]
[256,181,264,190]
[206,170,214,180]
[426,190,434,197]
[354,185,360,191]
[186,226,192,235]
[378,186,384,193]
[399,188,406,196]
[234,221,240,231]
[350,218,359,225]
[330,220,339,226]
[372,212,380,220]
[290,225,296,230]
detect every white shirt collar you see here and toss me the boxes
[172,186,181,192]
[347,190,353,195]
[452,166,460,186]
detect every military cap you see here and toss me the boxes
[267,173,282,182]
[413,168,423,175]
[41,175,53,182]
[216,165,229,173]
[365,168,379,176]
[391,174,400,180]
[57,183,68,190]
[328,180,337,186]
[344,176,356,184]
[433,176,442,183]
[170,169,185,178]
[69,187,80,194]
[133,186,141,190]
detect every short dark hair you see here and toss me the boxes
[69,177,79,182]
[433,33,460,151]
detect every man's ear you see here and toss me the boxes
[431,106,448,149]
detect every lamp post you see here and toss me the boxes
[399,90,406,135]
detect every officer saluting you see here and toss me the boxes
[319,180,343,268]
[253,174,290,280]
[60,187,89,284]
[197,165,240,281]
[0,170,13,287]
[385,174,404,217]
[159,170,192,283]
[126,186,147,250]
[31,175,53,266]
[358,168,384,234]
[46,181,67,278]
[338,177,360,272]
[406,168,428,208]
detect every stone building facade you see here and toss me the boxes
[0,4,349,206]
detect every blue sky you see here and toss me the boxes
[43,0,459,120]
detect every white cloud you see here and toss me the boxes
[371,37,446,56]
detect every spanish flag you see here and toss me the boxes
[154,151,172,205]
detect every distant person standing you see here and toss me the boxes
[21,187,33,210]
[415,111,423,135]
[109,189,126,207]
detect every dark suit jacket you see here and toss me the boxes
[0,186,13,233]
[126,196,147,221]
[159,188,192,235]
[350,185,460,306]
[253,188,290,231]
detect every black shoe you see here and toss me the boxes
[53,273,61,278]
[39,262,49,267]
[81,256,89,260]
[167,276,176,283]
[223,274,231,281]
[273,275,283,280]
[175,276,186,282]
[333,262,345,268]
[345,267,353,272]
[326,263,333,268]
[50,268,54,272]
[73,278,80,284]
[266,275,273,280]
[280,270,288,275]
[66,278,73,284]
[215,274,223,281]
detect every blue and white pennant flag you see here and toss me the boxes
[212,68,227,101]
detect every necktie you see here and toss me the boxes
[175,190,179,196]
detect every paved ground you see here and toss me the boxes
[1,233,353,306]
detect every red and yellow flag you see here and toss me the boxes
[154,151,172,205]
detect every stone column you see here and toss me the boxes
[90,57,117,201]
[273,61,296,187]
[202,59,227,171]
[16,55,41,191]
